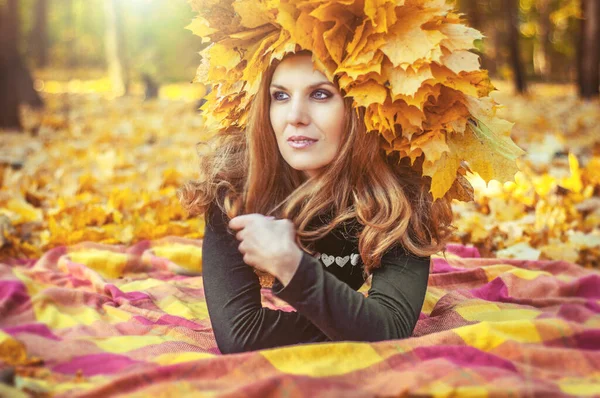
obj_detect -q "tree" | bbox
[505,0,528,94]
[104,0,130,96]
[578,0,600,98]
[535,0,552,79]
[29,0,49,68]
[1,0,45,132]
[460,0,498,76]
[0,0,23,130]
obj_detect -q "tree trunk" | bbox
[104,0,130,96]
[462,0,497,76]
[0,0,22,130]
[578,0,600,98]
[505,0,527,94]
[534,0,552,79]
[30,0,49,68]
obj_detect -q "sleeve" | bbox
[270,244,431,342]
[201,201,331,354]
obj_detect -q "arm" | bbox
[201,201,331,354]
[271,245,431,341]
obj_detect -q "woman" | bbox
[178,50,455,354]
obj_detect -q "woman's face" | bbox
[269,53,346,179]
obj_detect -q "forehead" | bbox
[271,54,330,85]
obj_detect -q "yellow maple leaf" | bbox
[346,80,388,108]
[233,0,277,29]
[383,60,434,97]
[185,17,216,43]
[411,129,450,164]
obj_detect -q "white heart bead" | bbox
[321,253,335,267]
[335,256,349,267]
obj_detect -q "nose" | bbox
[286,96,310,126]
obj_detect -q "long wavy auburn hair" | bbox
[177,51,456,279]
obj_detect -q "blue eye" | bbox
[272,91,288,101]
[271,89,332,101]
[312,89,331,100]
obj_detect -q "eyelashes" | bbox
[271,89,333,102]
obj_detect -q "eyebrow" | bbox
[270,82,336,90]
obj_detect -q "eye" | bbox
[312,89,332,100]
[271,91,288,101]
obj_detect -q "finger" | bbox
[235,229,244,241]
[228,216,245,230]
[228,214,263,230]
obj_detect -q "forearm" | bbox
[272,248,431,342]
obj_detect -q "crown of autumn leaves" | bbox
[186,0,526,201]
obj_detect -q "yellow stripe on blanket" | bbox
[16,377,101,396]
[456,302,540,322]
[261,342,382,377]
[482,264,553,282]
[118,278,166,293]
[66,249,129,279]
[156,295,209,321]
[151,243,203,274]
[0,384,29,398]
[31,296,104,329]
[507,267,553,280]
[418,380,490,398]
[559,374,600,396]
[90,335,178,353]
[454,320,543,351]
[153,351,216,365]
[422,287,446,315]
[13,269,110,329]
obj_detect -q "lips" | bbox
[287,135,318,142]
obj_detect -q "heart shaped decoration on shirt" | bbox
[321,254,335,267]
[335,256,349,267]
[350,253,360,266]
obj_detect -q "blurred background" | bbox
[0,0,599,268]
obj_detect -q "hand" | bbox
[228,214,303,284]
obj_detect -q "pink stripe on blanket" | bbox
[445,244,481,258]
[132,314,207,329]
[586,300,600,313]
[413,345,519,373]
[574,274,600,299]
[431,258,467,273]
[0,280,30,314]
[52,353,147,376]
[3,323,61,341]
[573,330,600,350]
[470,277,510,302]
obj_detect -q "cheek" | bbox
[326,103,346,145]
[269,108,284,137]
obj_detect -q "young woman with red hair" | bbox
[178,50,455,354]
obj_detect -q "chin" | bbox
[282,154,332,175]
[289,163,326,177]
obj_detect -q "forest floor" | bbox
[0,80,598,268]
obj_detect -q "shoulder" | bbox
[380,244,431,272]
[205,198,231,234]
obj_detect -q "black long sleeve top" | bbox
[201,201,431,355]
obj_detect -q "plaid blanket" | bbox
[1,237,599,397]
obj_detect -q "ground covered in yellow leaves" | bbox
[0,82,598,268]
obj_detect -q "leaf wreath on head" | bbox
[186,0,526,202]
